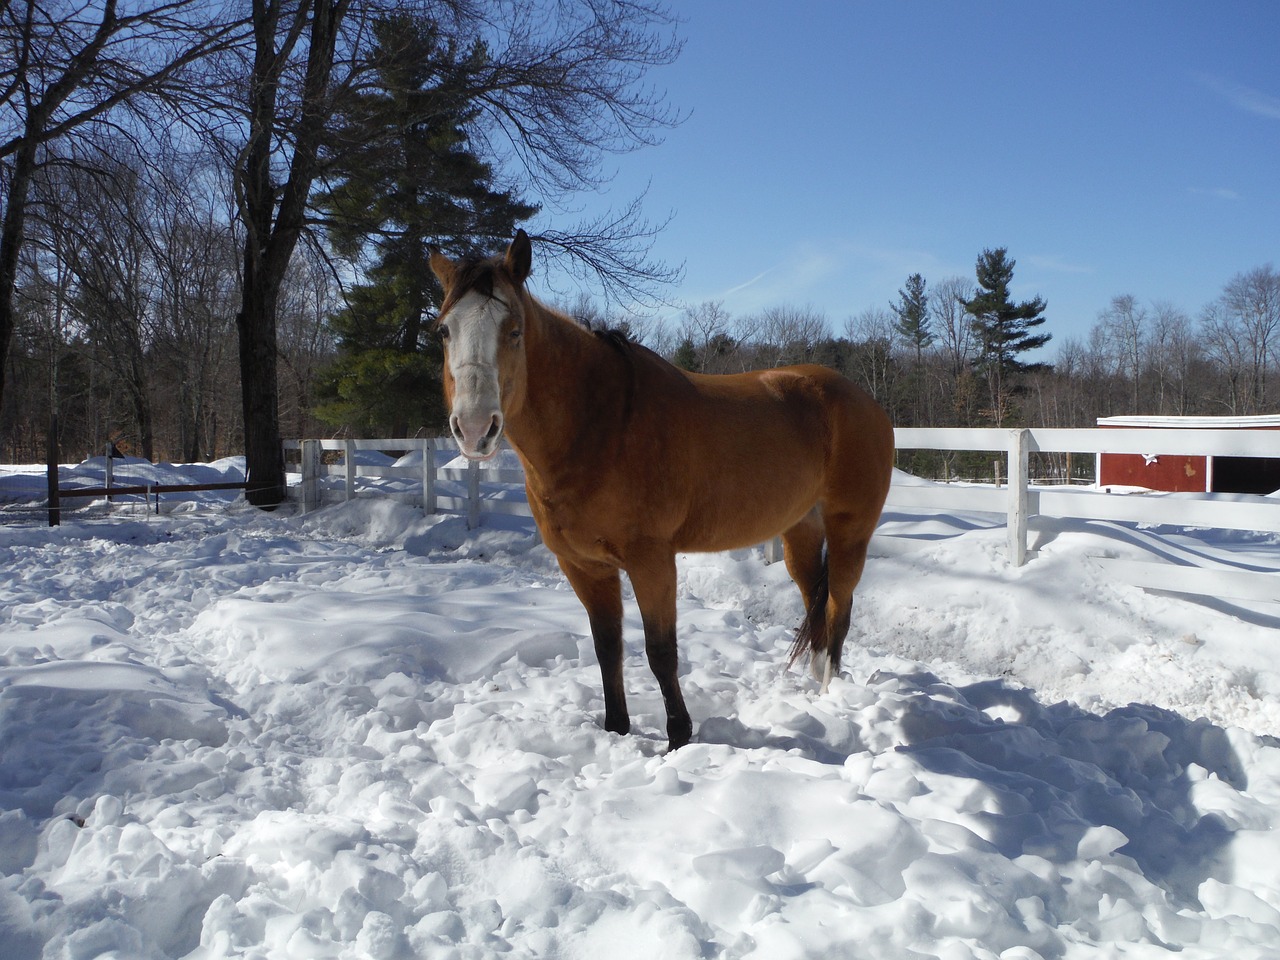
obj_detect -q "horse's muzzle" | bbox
[450,410,504,460]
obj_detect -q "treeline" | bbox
[654,257,1280,428]
[4,199,1277,466]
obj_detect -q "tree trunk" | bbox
[237,288,285,506]
[0,141,38,419]
[232,0,345,508]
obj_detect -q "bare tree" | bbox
[461,2,683,304]
[742,305,828,368]
[1097,294,1147,411]
[1146,301,1198,415]
[929,276,976,377]
[277,238,338,440]
[1219,265,1280,411]
[60,155,161,458]
[843,307,899,411]
[149,161,240,460]
[0,0,243,427]
[1200,299,1250,414]
[677,300,734,372]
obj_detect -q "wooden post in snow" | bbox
[1007,429,1029,567]
[105,444,115,503]
[421,438,436,515]
[301,439,320,513]
[344,439,356,502]
[46,414,60,527]
[467,459,480,529]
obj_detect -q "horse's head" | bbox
[430,231,532,460]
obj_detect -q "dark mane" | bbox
[591,326,633,354]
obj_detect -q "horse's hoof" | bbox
[666,719,693,751]
[604,716,631,737]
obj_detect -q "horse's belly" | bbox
[674,484,819,553]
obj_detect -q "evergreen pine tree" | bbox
[672,337,698,371]
[891,273,932,365]
[891,273,932,425]
[314,15,537,436]
[961,248,1050,424]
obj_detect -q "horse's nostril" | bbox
[484,416,502,443]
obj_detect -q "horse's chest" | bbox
[528,489,630,566]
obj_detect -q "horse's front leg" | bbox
[558,558,629,736]
[626,545,692,751]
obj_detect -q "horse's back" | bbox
[686,363,892,462]
[639,360,893,550]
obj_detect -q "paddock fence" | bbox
[45,443,248,526]
[283,437,527,529]
[283,429,1280,606]
[889,427,1280,605]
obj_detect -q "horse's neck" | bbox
[506,302,629,488]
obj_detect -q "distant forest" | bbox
[2,2,1276,470]
[5,222,1275,468]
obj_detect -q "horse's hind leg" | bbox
[818,515,874,691]
[782,508,826,613]
[782,509,830,680]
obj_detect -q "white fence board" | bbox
[1091,558,1278,604]
[884,484,1005,513]
[1033,488,1280,534]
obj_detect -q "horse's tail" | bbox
[788,548,829,668]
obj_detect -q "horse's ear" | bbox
[505,230,532,285]
[429,248,455,291]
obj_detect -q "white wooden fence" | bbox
[283,438,526,529]
[284,429,1280,605]
[891,427,1280,604]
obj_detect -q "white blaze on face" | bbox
[445,291,508,460]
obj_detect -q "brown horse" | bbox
[430,232,894,750]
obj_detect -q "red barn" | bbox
[1097,415,1280,494]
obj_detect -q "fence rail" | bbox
[282,429,1280,605]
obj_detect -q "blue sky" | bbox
[547,1,1278,355]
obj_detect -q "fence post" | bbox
[421,438,436,515]
[105,444,115,503]
[1008,429,1029,567]
[467,459,480,529]
[46,414,60,527]
[301,439,320,514]
[344,439,356,502]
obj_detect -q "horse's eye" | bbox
[510,327,522,342]
[439,324,451,341]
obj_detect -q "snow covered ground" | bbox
[3,457,1280,959]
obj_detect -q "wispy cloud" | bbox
[1189,186,1242,202]
[708,240,959,321]
[1197,73,1280,121]
[720,266,777,298]
[1024,254,1093,275]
